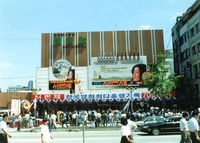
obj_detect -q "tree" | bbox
[144,52,183,117]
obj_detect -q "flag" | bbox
[123,99,130,111]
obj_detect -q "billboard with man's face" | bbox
[88,56,148,89]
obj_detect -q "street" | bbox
[8,130,181,143]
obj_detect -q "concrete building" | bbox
[28,80,33,91]
[7,85,29,92]
[172,0,200,109]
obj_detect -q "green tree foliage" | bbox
[144,52,182,98]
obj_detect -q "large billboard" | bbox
[49,59,75,92]
[88,56,147,89]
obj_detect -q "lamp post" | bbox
[126,86,137,112]
[31,88,41,127]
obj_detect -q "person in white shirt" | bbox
[0,114,12,143]
[126,113,137,141]
[41,118,54,143]
[120,117,133,143]
[180,112,192,143]
[188,111,200,143]
[51,113,57,129]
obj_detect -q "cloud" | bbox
[0,62,13,67]
[138,25,153,30]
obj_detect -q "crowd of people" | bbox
[2,108,200,143]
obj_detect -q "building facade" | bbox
[172,1,200,109]
[34,29,175,113]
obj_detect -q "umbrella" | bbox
[57,111,64,115]
[107,109,113,112]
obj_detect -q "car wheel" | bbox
[152,128,160,135]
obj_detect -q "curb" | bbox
[9,127,121,133]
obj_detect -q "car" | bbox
[0,109,11,124]
[140,116,182,135]
[135,116,163,128]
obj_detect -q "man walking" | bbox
[17,114,22,131]
[126,113,137,141]
[0,114,12,143]
[189,111,200,143]
[11,114,15,128]
[180,112,191,143]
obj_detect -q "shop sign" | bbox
[54,37,61,45]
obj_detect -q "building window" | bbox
[198,43,200,53]
[192,46,197,55]
[193,64,197,77]
[196,23,200,34]
[190,27,195,37]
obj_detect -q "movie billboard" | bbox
[49,59,75,91]
[88,56,148,89]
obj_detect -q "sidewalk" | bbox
[7,123,121,133]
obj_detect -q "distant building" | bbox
[172,0,200,108]
[28,80,33,91]
[165,50,174,74]
[7,85,29,93]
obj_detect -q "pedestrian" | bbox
[44,110,47,118]
[72,112,77,126]
[96,111,101,127]
[103,112,108,127]
[29,114,33,128]
[114,112,119,126]
[51,113,57,129]
[188,110,200,143]
[11,114,15,128]
[0,114,12,143]
[108,111,114,126]
[180,112,192,143]
[120,117,133,143]
[126,113,137,141]
[25,113,30,129]
[48,114,52,133]
[41,118,54,143]
[91,112,95,128]
[17,113,22,131]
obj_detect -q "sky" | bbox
[0,0,196,92]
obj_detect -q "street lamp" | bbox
[31,88,41,127]
[126,86,137,112]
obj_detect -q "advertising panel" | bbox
[49,59,75,92]
[88,56,147,89]
[11,99,21,116]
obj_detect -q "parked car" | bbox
[135,116,163,128]
[0,109,11,124]
[140,116,182,135]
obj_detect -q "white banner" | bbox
[11,99,21,116]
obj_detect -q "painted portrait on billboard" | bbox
[52,59,72,80]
